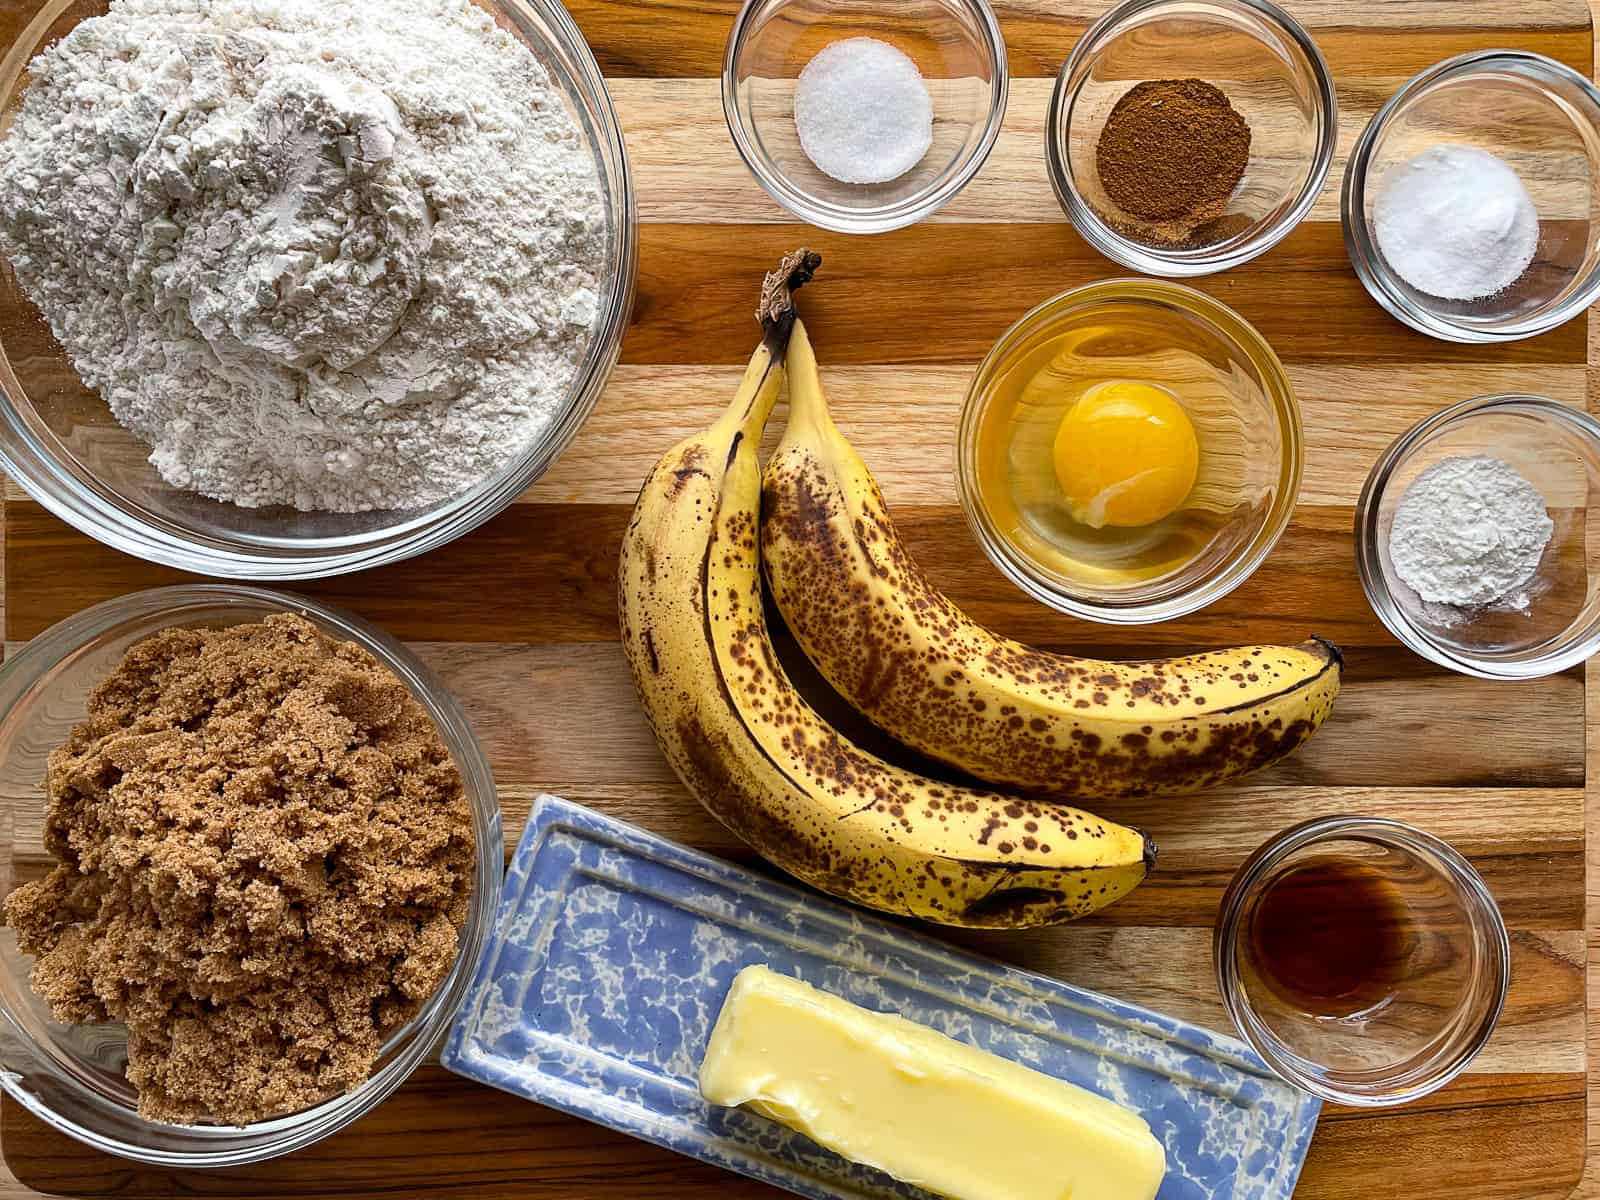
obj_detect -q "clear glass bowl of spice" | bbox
[1047,0,1336,277]
[1356,395,1600,679]
[0,586,503,1164]
[722,0,1007,233]
[1343,51,1600,343]
[0,0,637,580]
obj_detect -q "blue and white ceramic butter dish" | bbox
[442,795,1320,1200]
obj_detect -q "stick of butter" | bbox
[699,965,1167,1200]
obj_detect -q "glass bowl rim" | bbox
[720,0,1010,235]
[0,584,503,1165]
[1045,0,1339,278]
[1354,392,1600,680]
[1213,814,1511,1108]
[0,0,638,581]
[956,276,1304,625]
[1340,49,1600,344]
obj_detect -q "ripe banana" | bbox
[760,325,1342,801]
[618,259,1154,929]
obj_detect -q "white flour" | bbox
[1388,455,1553,615]
[0,0,605,512]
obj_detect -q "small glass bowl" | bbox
[1343,52,1600,343]
[0,0,636,580]
[957,279,1302,624]
[1047,0,1336,276]
[722,0,1007,233]
[1356,395,1600,680]
[1215,817,1509,1107]
[0,586,503,1165]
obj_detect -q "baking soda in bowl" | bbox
[1387,454,1553,621]
[1373,145,1539,301]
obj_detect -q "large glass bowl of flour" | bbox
[0,0,636,579]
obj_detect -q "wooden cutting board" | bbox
[0,0,1593,1197]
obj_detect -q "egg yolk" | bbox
[1052,381,1199,529]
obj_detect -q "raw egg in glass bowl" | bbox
[957,279,1302,624]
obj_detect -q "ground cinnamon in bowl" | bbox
[1095,78,1252,246]
[2,613,475,1126]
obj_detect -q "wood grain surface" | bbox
[1,0,1598,1197]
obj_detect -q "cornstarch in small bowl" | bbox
[1388,454,1554,624]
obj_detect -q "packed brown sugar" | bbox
[3,614,474,1125]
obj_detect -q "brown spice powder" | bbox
[1095,78,1251,237]
[3,614,475,1126]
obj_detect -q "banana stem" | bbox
[758,248,822,362]
[709,249,822,445]
[708,248,817,446]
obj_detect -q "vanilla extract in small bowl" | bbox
[1245,855,1416,1021]
[1215,817,1509,1107]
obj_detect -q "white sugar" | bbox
[1373,145,1539,301]
[793,37,934,186]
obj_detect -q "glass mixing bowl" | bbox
[957,279,1302,624]
[722,0,1007,233]
[0,0,636,579]
[1047,0,1336,276]
[1356,395,1600,679]
[1343,52,1600,343]
[0,586,503,1165]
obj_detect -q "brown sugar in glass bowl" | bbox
[0,586,501,1165]
[5,614,475,1126]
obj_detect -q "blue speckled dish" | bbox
[442,795,1320,1200]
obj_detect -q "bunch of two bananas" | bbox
[619,254,1340,929]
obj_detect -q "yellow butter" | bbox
[699,965,1167,1200]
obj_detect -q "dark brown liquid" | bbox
[1247,856,1416,1018]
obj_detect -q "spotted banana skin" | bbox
[760,324,1342,801]
[618,330,1155,929]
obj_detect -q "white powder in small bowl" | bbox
[1388,454,1553,615]
[1372,145,1539,302]
[793,37,934,186]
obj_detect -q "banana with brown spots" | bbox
[617,256,1155,928]
[760,322,1342,801]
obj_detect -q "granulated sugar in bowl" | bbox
[0,0,637,578]
[722,0,1007,234]
[793,37,934,185]
[1372,146,1539,302]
